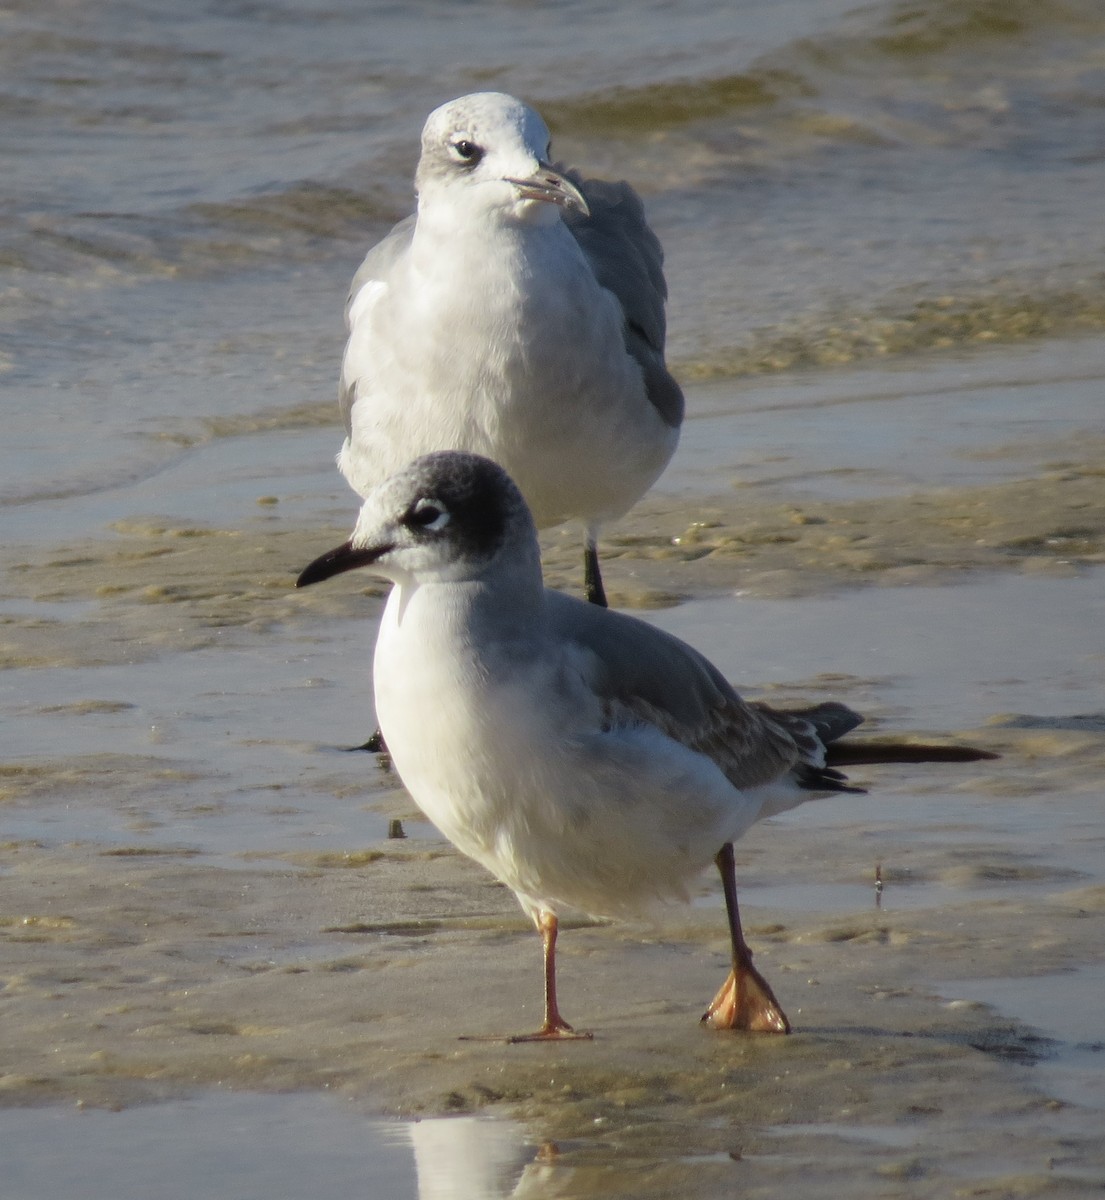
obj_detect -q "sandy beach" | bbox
[4,0,1105,1192]
[4,337,1104,1196]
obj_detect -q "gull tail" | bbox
[781,701,999,765]
[762,700,998,797]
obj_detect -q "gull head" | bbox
[297,452,540,590]
[414,92,588,226]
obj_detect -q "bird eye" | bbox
[449,138,482,165]
[407,498,451,531]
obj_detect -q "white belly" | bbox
[372,584,763,922]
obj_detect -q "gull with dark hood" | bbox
[298,451,998,1041]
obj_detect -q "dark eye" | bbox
[450,138,482,165]
[407,497,451,531]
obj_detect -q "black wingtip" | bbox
[796,764,868,795]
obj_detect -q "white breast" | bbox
[340,221,675,527]
[371,581,767,923]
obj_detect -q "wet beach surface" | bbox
[4,343,1105,1195]
[4,0,1105,1193]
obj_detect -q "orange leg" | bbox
[702,843,790,1034]
[508,911,593,1043]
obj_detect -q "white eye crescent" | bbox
[410,497,451,531]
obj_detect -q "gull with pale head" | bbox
[337,92,683,608]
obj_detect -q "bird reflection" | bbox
[407,1116,558,1200]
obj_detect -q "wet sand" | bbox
[3,342,1105,1195]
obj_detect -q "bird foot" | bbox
[507,1021,594,1044]
[458,1015,593,1044]
[701,967,791,1033]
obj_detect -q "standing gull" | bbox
[298,452,997,1040]
[337,91,683,609]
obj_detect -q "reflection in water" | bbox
[408,1117,555,1200]
[0,1096,560,1200]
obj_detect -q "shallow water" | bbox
[671,338,1105,501]
[3,0,1105,1195]
[942,965,1105,1113]
[2,1093,420,1200]
[6,0,1105,527]
[647,569,1105,729]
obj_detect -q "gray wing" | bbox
[547,590,826,791]
[339,214,417,437]
[559,168,684,430]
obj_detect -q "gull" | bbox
[297,452,996,1040]
[336,91,683,609]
